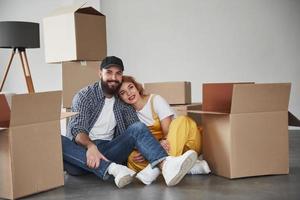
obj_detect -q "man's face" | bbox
[99,65,123,95]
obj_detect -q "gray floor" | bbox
[23,130,300,200]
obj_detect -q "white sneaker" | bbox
[188,159,211,175]
[162,150,197,186]
[107,163,136,188]
[136,164,160,185]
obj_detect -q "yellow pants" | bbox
[127,116,202,172]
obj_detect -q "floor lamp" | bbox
[0,21,40,93]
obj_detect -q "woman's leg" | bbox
[167,116,201,156]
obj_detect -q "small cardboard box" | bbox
[171,103,202,125]
[0,91,73,199]
[43,3,107,63]
[62,61,100,108]
[191,83,291,179]
[144,82,191,104]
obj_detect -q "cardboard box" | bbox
[191,83,291,179]
[43,3,107,63]
[0,91,74,199]
[171,103,202,125]
[144,82,191,104]
[62,61,100,108]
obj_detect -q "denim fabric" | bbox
[62,122,168,180]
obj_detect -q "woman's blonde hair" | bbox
[121,75,145,96]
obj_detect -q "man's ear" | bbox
[98,69,102,79]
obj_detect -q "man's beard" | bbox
[101,79,121,95]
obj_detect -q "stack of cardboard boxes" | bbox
[43,3,105,109]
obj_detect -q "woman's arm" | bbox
[160,116,173,138]
[160,115,173,153]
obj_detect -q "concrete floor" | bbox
[22,130,300,200]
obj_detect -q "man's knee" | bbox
[128,121,147,130]
[127,122,149,137]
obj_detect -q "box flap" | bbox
[60,112,77,119]
[76,7,104,16]
[231,83,291,113]
[0,94,10,128]
[188,110,228,115]
[46,2,86,17]
[203,83,234,113]
[203,83,254,113]
[9,91,62,127]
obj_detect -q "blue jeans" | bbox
[62,122,168,180]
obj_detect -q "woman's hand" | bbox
[86,144,108,169]
[133,152,145,163]
[160,139,170,153]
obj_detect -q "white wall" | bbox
[1,0,299,126]
[0,0,100,93]
[100,0,300,122]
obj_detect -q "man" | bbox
[62,56,197,188]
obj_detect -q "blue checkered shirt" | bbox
[67,82,139,140]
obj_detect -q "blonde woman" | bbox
[118,76,210,185]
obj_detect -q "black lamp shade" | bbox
[0,21,40,48]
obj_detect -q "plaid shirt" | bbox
[67,82,139,140]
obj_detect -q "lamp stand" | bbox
[0,47,35,93]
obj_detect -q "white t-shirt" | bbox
[137,94,176,126]
[89,96,116,141]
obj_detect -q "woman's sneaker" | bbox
[136,164,160,185]
[162,150,197,186]
[188,159,211,174]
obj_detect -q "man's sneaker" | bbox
[188,159,211,175]
[136,164,160,185]
[162,150,197,186]
[108,163,136,188]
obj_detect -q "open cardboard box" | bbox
[43,3,107,63]
[0,91,76,199]
[189,83,292,178]
[62,61,100,108]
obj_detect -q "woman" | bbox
[118,75,210,185]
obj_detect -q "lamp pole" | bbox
[18,48,35,93]
[0,48,16,92]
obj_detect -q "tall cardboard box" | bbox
[197,83,291,179]
[62,61,100,108]
[144,82,191,104]
[43,3,107,63]
[0,91,66,199]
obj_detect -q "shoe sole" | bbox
[167,151,197,186]
[116,174,134,188]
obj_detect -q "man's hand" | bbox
[86,144,108,169]
[160,139,170,153]
[133,152,145,163]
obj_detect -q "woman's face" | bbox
[118,81,141,105]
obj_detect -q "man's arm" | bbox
[75,132,108,169]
